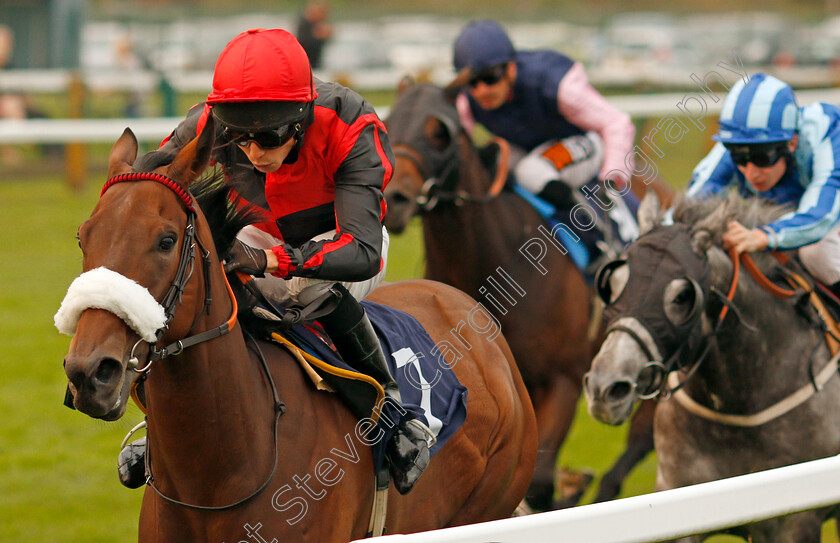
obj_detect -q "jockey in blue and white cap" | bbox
[687,72,840,293]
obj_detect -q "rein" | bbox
[393,136,509,211]
[668,248,840,425]
[104,172,285,510]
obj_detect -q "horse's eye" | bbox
[663,278,703,326]
[76,233,81,249]
[158,236,176,252]
[424,117,451,151]
[672,290,692,305]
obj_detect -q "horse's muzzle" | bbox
[583,372,637,426]
[64,353,126,419]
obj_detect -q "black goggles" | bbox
[225,122,301,150]
[724,142,789,168]
[468,63,507,88]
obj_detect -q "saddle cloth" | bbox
[275,300,468,471]
[514,178,639,282]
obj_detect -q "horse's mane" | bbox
[190,169,266,257]
[658,190,800,291]
[670,190,792,246]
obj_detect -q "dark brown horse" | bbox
[58,117,537,541]
[382,80,656,510]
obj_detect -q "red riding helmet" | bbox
[207,28,318,131]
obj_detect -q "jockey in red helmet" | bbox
[120,28,433,495]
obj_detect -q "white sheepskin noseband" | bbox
[54,267,166,342]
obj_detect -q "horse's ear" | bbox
[396,75,414,97]
[107,128,138,178]
[637,191,661,235]
[690,229,713,254]
[167,115,215,188]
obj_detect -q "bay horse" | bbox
[58,116,537,541]
[584,191,840,541]
[382,79,656,510]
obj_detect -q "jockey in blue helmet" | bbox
[450,19,639,276]
[687,72,840,295]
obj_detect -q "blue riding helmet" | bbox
[453,20,515,73]
[713,72,799,144]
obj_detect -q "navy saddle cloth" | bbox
[281,300,468,471]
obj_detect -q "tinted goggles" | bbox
[226,122,301,150]
[468,64,507,88]
[724,142,789,168]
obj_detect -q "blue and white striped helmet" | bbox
[713,73,799,144]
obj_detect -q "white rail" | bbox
[3,66,840,94]
[0,117,181,144]
[358,454,840,543]
[5,88,840,146]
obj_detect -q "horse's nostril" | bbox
[66,365,86,391]
[94,358,122,385]
[606,381,633,402]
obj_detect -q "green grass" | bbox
[1,115,837,541]
[0,178,144,542]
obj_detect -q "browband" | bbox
[102,172,196,214]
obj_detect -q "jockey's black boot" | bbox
[539,180,619,276]
[117,384,148,489]
[117,436,147,489]
[314,283,434,495]
[537,179,577,212]
[831,281,840,300]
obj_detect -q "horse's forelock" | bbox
[670,191,794,295]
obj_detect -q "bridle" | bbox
[600,248,798,401]
[102,172,284,511]
[392,144,461,211]
[102,172,234,371]
[391,131,509,212]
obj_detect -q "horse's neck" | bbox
[145,270,277,496]
[423,138,508,285]
[691,278,823,408]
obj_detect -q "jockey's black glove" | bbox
[224,239,268,277]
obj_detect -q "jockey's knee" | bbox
[799,242,840,286]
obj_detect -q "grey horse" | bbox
[584,190,840,542]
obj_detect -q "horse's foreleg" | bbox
[525,374,582,511]
[593,399,655,502]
